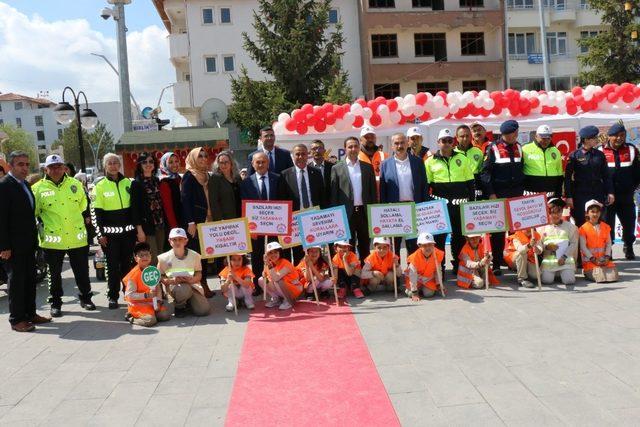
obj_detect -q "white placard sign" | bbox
[197,218,253,259]
[242,200,293,236]
[415,199,452,236]
[297,206,351,249]
[507,194,549,231]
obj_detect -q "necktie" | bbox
[300,169,310,208]
[260,175,268,200]
[268,151,275,171]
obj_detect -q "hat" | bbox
[136,152,152,163]
[536,125,552,137]
[372,237,391,246]
[584,199,603,212]
[438,128,453,140]
[168,228,188,239]
[333,240,352,247]
[266,242,283,252]
[470,121,486,129]
[467,233,483,238]
[500,120,519,135]
[44,154,64,167]
[547,197,566,208]
[306,245,323,250]
[240,168,247,173]
[360,126,376,137]
[579,125,599,139]
[406,127,422,138]
[417,232,435,245]
[607,123,626,136]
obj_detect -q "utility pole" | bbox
[538,0,551,91]
[107,0,133,132]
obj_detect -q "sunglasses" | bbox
[440,138,454,144]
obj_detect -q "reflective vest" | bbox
[296,259,329,287]
[364,250,395,275]
[219,265,254,289]
[267,258,302,299]
[540,226,575,270]
[123,267,156,319]
[522,142,563,196]
[504,230,540,268]
[91,175,134,235]
[332,251,360,270]
[473,139,490,154]
[359,150,386,178]
[425,151,475,202]
[405,247,444,291]
[483,140,526,198]
[578,221,615,272]
[457,242,499,288]
[32,175,88,250]
[410,145,431,162]
[455,145,484,175]
[598,142,640,196]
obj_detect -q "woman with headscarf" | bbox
[181,147,214,298]
[158,152,183,243]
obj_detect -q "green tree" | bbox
[229,0,352,141]
[52,121,114,170]
[578,0,640,85]
[0,123,38,170]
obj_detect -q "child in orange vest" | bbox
[332,240,363,299]
[123,242,171,327]
[258,241,302,310]
[457,234,499,289]
[361,237,401,293]
[504,228,543,288]
[579,199,618,283]
[220,254,254,311]
[405,232,444,301]
[297,246,333,300]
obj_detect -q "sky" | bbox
[0,0,186,127]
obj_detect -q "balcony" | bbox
[169,33,189,64]
[363,10,503,30]
[173,81,192,110]
[369,60,504,82]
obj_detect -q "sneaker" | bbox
[246,303,255,310]
[353,288,365,299]
[265,298,280,308]
[337,288,347,299]
[278,300,292,310]
[50,305,62,318]
[79,295,96,311]
[306,293,315,301]
[108,298,119,310]
[519,279,535,288]
[225,302,234,312]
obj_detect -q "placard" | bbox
[367,203,416,237]
[278,207,318,249]
[142,266,160,287]
[460,199,508,235]
[242,200,293,236]
[198,218,253,259]
[297,206,351,249]
[415,199,452,236]
[506,194,549,231]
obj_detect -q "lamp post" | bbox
[53,87,98,173]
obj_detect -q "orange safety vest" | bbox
[296,258,330,286]
[123,267,160,319]
[220,265,254,289]
[332,251,360,270]
[405,247,445,291]
[358,150,386,178]
[457,242,499,288]
[364,250,395,275]
[267,257,302,299]
[578,221,615,272]
[473,139,490,155]
[504,230,540,268]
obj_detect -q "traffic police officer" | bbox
[33,155,95,317]
[425,128,475,272]
[480,120,525,274]
[522,125,563,197]
[454,124,484,199]
[91,153,135,309]
[599,123,640,259]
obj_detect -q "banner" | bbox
[278,206,318,249]
[460,199,508,235]
[506,194,549,231]
[242,200,293,236]
[297,206,351,249]
[552,131,577,170]
[198,218,253,259]
[415,199,452,236]
[367,203,416,238]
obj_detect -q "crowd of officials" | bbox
[0,120,636,331]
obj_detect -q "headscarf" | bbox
[185,147,212,221]
[159,152,179,178]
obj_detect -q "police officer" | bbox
[454,124,484,199]
[91,153,135,309]
[33,155,95,317]
[425,128,475,273]
[564,125,614,229]
[406,126,432,161]
[599,123,640,259]
[522,125,563,197]
[480,120,525,275]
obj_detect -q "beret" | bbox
[607,123,626,136]
[500,120,519,134]
[579,125,599,139]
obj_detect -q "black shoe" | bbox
[624,246,636,260]
[108,298,119,309]
[174,306,187,318]
[306,293,315,301]
[492,267,502,276]
[80,295,96,311]
[50,305,62,318]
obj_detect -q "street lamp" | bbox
[54,87,98,173]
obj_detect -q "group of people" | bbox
[0,119,635,331]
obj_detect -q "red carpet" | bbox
[225,301,400,426]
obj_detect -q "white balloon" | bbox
[377,104,390,116]
[344,113,355,124]
[404,94,416,106]
[473,97,484,108]
[433,96,444,108]
[484,98,495,110]
[362,107,373,120]
[449,104,460,115]
[414,105,425,116]
[273,122,285,134]
[278,112,291,122]
[401,105,414,116]
[394,96,405,109]
[334,118,348,131]
[350,103,363,115]
[390,111,401,123]
[478,90,490,99]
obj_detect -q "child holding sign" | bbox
[504,229,543,288]
[332,241,364,299]
[361,237,401,293]
[579,200,618,283]
[457,234,499,289]
[220,255,255,311]
[405,233,444,301]
[259,242,302,310]
[123,242,172,327]
[297,246,333,300]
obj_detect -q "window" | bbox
[463,80,487,92]
[328,9,339,24]
[544,0,565,10]
[369,0,395,7]
[373,84,400,99]
[579,30,599,53]
[414,33,447,61]
[223,55,235,72]
[460,0,484,6]
[508,32,537,58]
[57,129,63,139]
[0,119,3,125]
[202,8,214,24]
[412,0,432,6]
[371,34,398,58]
[35,115,44,127]
[461,32,485,55]
[579,0,590,8]
[184,73,191,81]
[546,32,567,56]
[15,117,22,128]
[507,0,533,8]
[37,131,45,141]
[0,103,2,112]
[510,77,571,91]
[205,56,217,73]
[220,7,231,23]
[551,76,570,90]
[38,144,46,150]
[417,81,449,95]
[14,102,22,110]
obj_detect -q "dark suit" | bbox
[330,160,377,261]
[247,147,294,175]
[380,153,429,256]
[208,173,241,221]
[309,160,333,204]
[0,174,38,325]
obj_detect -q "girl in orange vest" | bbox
[579,199,618,283]
[297,246,333,300]
[457,234,499,289]
[258,242,302,310]
[361,237,401,293]
[332,241,363,299]
[504,229,542,288]
[220,254,254,312]
[405,232,444,301]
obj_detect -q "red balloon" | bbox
[387,99,398,112]
[490,91,502,99]
[369,113,382,127]
[296,123,308,135]
[314,120,327,132]
[406,114,415,122]
[356,99,367,107]
[398,115,407,125]
[491,105,502,115]
[353,115,364,127]
[567,104,578,115]
[322,102,333,112]
[480,108,491,117]
[541,106,553,114]
[622,92,634,103]
[508,106,520,117]
[293,110,305,121]
[504,88,516,99]
[602,83,615,93]
[375,96,386,104]
[454,111,466,120]
[419,112,431,121]
[520,104,531,116]
[530,97,540,108]
[573,95,584,106]
[367,100,378,110]
[519,99,530,110]
[302,103,313,113]
[607,93,619,103]
[334,107,345,119]
[571,87,583,96]
[285,118,297,131]
[415,92,427,105]
[325,112,336,125]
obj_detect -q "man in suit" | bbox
[247,126,294,175]
[309,139,333,197]
[0,151,51,332]
[380,132,429,257]
[240,151,281,291]
[331,137,377,262]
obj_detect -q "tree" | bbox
[229,0,352,141]
[52,120,114,170]
[578,0,640,85]
[0,123,38,170]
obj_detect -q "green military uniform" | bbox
[521,141,563,197]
